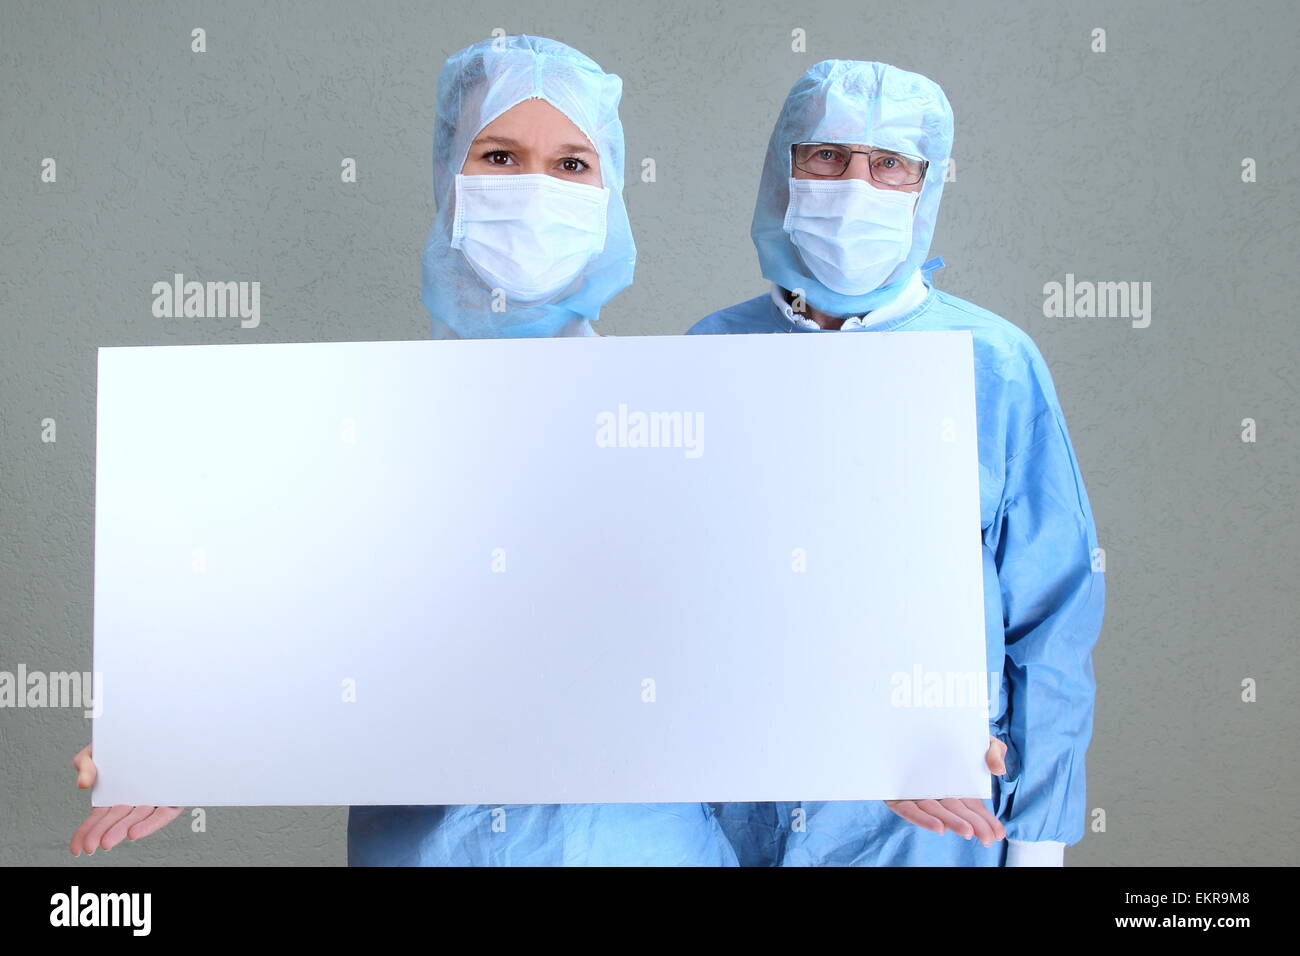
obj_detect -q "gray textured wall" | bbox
[2,0,1296,866]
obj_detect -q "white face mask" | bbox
[451,173,610,304]
[782,177,916,296]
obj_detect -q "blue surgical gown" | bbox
[350,34,738,869]
[688,278,1106,866]
[348,803,738,866]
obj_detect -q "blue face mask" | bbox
[451,173,610,306]
[782,177,916,296]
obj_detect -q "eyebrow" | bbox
[470,134,523,150]
[470,134,594,155]
[796,142,906,154]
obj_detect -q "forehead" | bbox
[794,141,916,155]
[475,97,595,148]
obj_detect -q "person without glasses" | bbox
[71,35,741,867]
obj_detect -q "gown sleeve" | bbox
[987,339,1106,852]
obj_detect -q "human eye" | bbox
[483,150,515,166]
[558,156,591,174]
[877,151,924,177]
[794,143,851,175]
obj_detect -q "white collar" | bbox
[771,268,929,331]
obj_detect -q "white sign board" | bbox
[92,332,990,807]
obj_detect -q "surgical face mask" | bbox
[451,172,610,304]
[782,177,916,295]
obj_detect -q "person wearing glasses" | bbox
[689,60,1105,867]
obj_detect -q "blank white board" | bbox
[92,331,990,807]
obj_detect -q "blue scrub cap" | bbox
[420,35,636,337]
[752,60,954,315]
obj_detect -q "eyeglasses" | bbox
[791,142,928,186]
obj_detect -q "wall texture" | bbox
[2,0,1296,866]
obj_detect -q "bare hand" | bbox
[70,744,184,856]
[884,736,1008,846]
